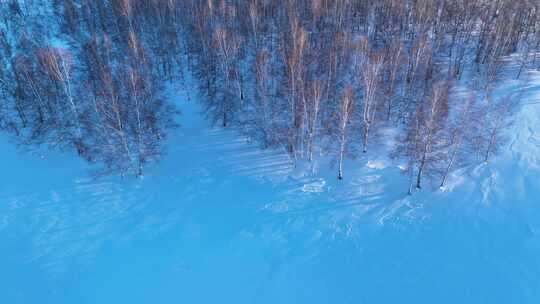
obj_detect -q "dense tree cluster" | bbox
[0,0,179,176]
[182,0,537,190]
[0,0,538,190]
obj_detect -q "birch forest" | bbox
[0,0,539,189]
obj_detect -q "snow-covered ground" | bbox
[1,69,540,303]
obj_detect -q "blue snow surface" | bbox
[1,71,540,304]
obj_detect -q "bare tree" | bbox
[337,85,354,180]
[37,46,85,153]
[476,93,519,163]
[395,82,450,192]
[360,51,383,153]
[213,25,241,127]
[306,79,325,161]
[383,39,404,120]
[440,93,475,187]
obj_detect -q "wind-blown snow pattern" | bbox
[1,70,540,303]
